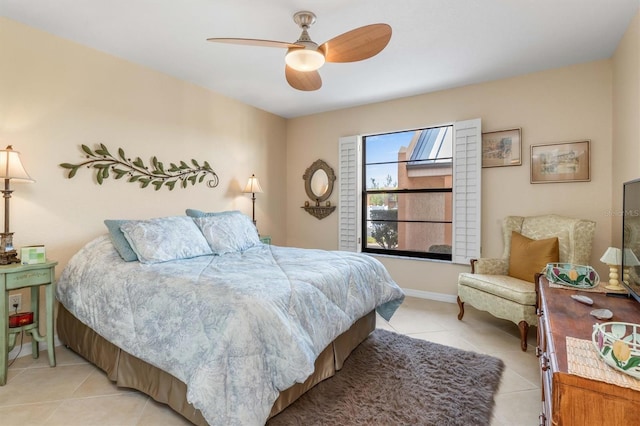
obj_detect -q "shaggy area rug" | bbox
[268,329,505,426]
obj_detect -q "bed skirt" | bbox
[56,304,376,425]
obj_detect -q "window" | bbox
[338,119,481,264]
[362,125,454,260]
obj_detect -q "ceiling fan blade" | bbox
[207,37,302,49]
[285,65,322,91]
[320,24,391,63]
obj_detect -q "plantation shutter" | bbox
[338,135,362,252]
[452,118,482,265]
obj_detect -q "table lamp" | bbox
[0,145,34,265]
[242,174,263,226]
[623,248,640,283]
[600,247,624,291]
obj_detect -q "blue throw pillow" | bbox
[185,208,240,218]
[104,219,139,261]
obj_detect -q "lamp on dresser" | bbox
[242,174,263,227]
[601,246,624,291]
[623,248,640,283]
[0,145,34,265]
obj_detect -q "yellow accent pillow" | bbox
[508,231,559,283]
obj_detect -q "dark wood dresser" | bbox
[536,276,640,425]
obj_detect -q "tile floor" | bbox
[2,297,541,425]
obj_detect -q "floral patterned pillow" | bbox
[193,212,260,255]
[120,216,212,264]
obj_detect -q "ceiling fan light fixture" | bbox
[285,48,325,72]
[207,10,391,90]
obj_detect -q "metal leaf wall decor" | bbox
[60,144,219,190]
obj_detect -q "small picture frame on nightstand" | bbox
[21,245,46,264]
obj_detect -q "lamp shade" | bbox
[243,174,263,194]
[624,248,640,266]
[600,247,622,265]
[285,48,325,72]
[0,146,34,182]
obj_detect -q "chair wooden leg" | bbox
[457,296,465,320]
[518,321,529,351]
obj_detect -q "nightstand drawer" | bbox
[5,268,51,290]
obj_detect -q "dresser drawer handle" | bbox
[541,355,550,371]
[539,413,547,426]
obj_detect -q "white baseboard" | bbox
[401,287,457,304]
[8,335,63,360]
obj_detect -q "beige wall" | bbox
[287,61,614,297]
[2,18,287,317]
[4,9,638,307]
[612,12,640,247]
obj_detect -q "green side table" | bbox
[0,260,57,385]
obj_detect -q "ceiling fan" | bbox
[207,11,392,91]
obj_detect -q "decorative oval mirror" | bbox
[303,159,336,203]
[310,169,329,198]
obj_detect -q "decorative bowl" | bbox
[592,322,640,379]
[545,263,599,289]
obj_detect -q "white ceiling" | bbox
[2,0,638,118]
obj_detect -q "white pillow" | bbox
[120,216,212,264]
[193,212,260,255]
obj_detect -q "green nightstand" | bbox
[260,236,272,245]
[1,260,57,385]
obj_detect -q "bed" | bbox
[55,212,405,425]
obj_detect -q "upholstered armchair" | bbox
[457,214,596,351]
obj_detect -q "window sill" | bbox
[363,252,452,264]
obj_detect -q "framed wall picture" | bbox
[530,140,590,184]
[481,128,522,168]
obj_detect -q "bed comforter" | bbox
[56,235,404,425]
